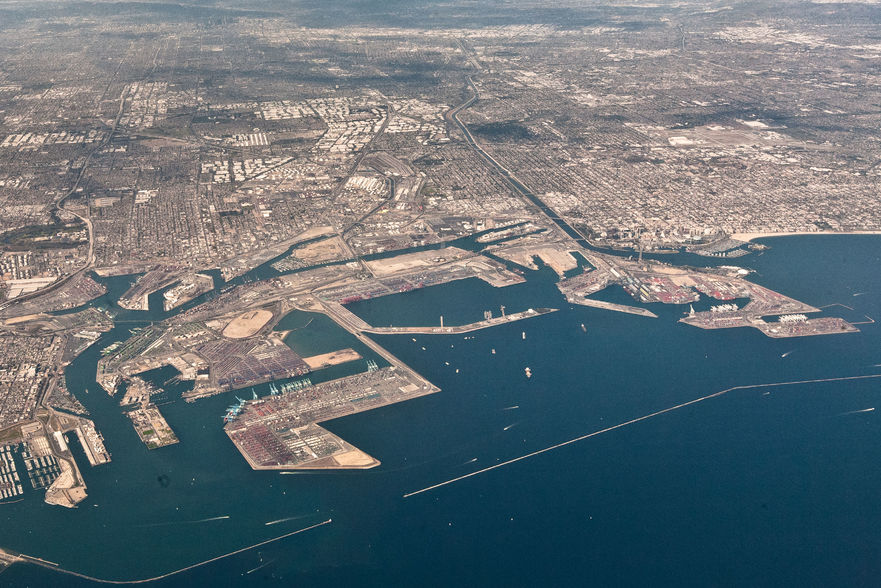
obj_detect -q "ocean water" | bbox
[2,235,881,587]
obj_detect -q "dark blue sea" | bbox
[3,235,881,587]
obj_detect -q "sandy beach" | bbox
[731,230,881,243]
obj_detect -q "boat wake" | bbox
[245,559,275,574]
[837,407,874,416]
[197,515,231,522]
[403,373,881,498]
[138,515,230,528]
[265,514,314,526]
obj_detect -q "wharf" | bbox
[680,314,858,338]
[163,273,214,311]
[225,367,435,470]
[74,421,111,466]
[757,317,858,337]
[117,268,184,311]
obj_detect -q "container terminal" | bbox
[225,367,437,470]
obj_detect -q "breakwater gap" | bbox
[404,373,881,498]
[3,518,332,584]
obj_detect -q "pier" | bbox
[565,297,657,318]
[126,404,178,450]
[74,421,111,466]
[316,298,433,381]
[225,368,435,470]
[362,307,558,334]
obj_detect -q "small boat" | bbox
[580,323,587,333]
[525,367,532,378]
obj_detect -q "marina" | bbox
[0,445,23,501]
[21,447,60,491]
[0,0,880,582]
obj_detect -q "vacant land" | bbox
[222,309,273,339]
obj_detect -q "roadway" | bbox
[0,86,128,312]
[444,76,592,249]
[315,297,439,394]
[362,307,558,334]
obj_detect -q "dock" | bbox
[0,444,24,501]
[163,273,214,311]
[74,421,111,466]
[225,367,436,470]
[117,268,184,311]
[681,312,858,338]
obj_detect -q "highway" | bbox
[445,76,592,249]
[0,86,128,312]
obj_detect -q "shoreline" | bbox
[731,230,881,242]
